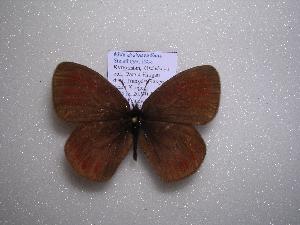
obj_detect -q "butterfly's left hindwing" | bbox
[65,121,132,181]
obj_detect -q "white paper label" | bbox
[107,51,177,108]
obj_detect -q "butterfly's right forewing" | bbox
[142,65,220,125]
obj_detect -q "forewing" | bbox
[139,121,206,182]
[142,65,220,125]
[53,62,129,123]
[65,121,132,181]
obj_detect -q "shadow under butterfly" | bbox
[52,62,220,182]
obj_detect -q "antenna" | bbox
[136,79,151,105]
[118,79,135,107]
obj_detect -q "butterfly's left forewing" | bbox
[53,62,130,123]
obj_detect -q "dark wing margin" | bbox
[142,65,220,125]
[65,121,132,181]
[53,62,130,123]
[139,121,206,182]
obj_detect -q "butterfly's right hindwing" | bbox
[139,121,206,182]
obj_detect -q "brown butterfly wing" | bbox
[65,121,132,181]
[139,121,206,182]
[142,65,220,125]
[140,65,220,181]
[53,62,130,123]
[53,62,132,181]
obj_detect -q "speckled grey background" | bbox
[0,1,299,225]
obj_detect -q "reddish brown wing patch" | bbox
[53,62,130,123]
[139,121,206,182]
[142,65,220,125]
[65,121,132,181]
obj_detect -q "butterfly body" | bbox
[53,62,220,182]
[126,104,143,161]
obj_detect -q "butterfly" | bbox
[52,62,220,182]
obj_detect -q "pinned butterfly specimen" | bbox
[52,62,220,182]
